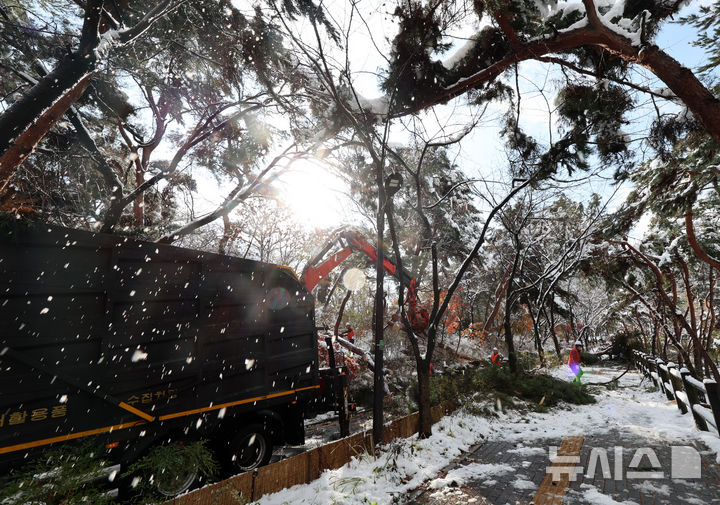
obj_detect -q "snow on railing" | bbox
[675,390,689,407]
[663,378,674,393]
[693,404,717,430]
[632,350,720,436]
[686,375,707,394]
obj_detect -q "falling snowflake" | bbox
[131,349,148,362]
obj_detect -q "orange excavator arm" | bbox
[301,231,429,332]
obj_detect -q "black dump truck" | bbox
[0,222,340,494]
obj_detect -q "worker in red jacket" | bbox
[490,347,503,366]
[568,340,584,386]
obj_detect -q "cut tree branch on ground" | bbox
[585,364,633,386]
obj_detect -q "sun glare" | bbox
[276,161,349,230]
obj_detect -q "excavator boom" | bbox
[301,231,428,332]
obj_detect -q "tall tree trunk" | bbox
[334,290,353,338]
[503,242,521,373]
[544,302,562,357]
[651,318,657,356]
[482,265,512,336]
[706,268,715,378]
[527,303,545,366]
[133,164,144,227]
[372,162,386,445]
[417,357,432,439]
[218,215,233,254]
[674,252,702,374]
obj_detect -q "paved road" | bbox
[407,366,720,505]
[408,431,720,505]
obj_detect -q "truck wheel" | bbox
[227,424,272,472]
[122,440,200,498]
[155,455,198,497]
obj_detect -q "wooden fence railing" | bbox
[163,403,453,505]
[632,350,720,434]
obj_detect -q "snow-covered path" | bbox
[253,366,720,505]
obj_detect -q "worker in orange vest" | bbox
[490,347,503,366]
[568,340,584,386]
[342,323,355,343]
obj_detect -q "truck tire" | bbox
[227,424,272,473]
[154,446,199,498]
[121,439,200,498]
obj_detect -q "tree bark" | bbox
[685,208,720,272]
[334,290,353,338]
[651,317,657,356]
[0,68,93,193]
[675,252,703,376]
[482,265,512,335]
[0,0,102,161]
[417,363,432,439]
[0,0,103,190]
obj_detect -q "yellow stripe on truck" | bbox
[0,385,320,455]
[118,402,155,422]
[158,385,320,421]
[0,420,146,455]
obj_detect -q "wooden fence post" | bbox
[634,352,644,375]
[680,369,709,431]
[704,380,720,434]
[667,363,687,414]
[652,357,661,389]
[657,360,674,401]
[632,351,641,372]
[647,355,658,387]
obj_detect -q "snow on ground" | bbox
[428,462,513,489]
[253,365,720,505]
[511,477,536,490]
[577,483,639,505]
[256,410,496,505]
[506,446,546,456]
[632,480,670,496]
[536,366,720,453]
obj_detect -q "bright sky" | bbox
[274,159,353,230]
